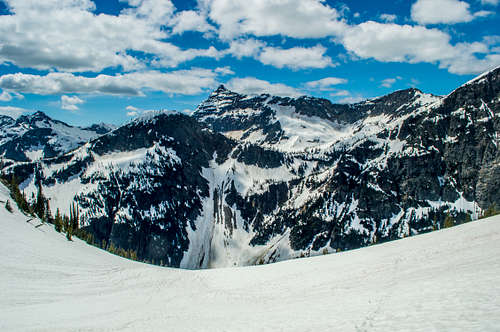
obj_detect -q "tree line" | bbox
[1,174,138,261]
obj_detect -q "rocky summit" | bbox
[4,66,500,269]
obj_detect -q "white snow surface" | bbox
[1,183,500,331]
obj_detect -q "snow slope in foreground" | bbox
[1,183,500,331]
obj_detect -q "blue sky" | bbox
[0,0,498,126]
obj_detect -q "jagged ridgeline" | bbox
[0,110,115,164]
[3,66,500,269]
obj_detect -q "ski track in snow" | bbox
[1,183,500,331]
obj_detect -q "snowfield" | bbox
[1,183,499,331]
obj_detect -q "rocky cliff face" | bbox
[6,67,500,268]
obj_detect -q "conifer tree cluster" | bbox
[479,204,499,219]
[1,175,76,241]
[6,175,31,214]
[2,173,141,262]
[443,214,455,228]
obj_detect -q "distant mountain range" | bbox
[0,111,115,164]
[3,66,499,268]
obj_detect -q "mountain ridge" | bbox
[3,66,500,268]
[0,110,116,163]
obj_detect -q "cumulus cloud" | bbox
[120,0,175,26]
[224,41,335,70]
[305,77,348,90]
[61,95,84,111]
[0,106,30,118]
[0,91,11,102]
[125,105,162,117]
[226,77,301,97]
[343,22,454,63]
[0,0,221,72]
[170,10,215,35]
[0,90,23,101]
[226,39,266,59]
[203,0,347,39]
[214,66,235,75]
[411,0,492,25]
[330,90,350,97]
[379,14,397,22]
[341,21,500,75]
[337,95,364,104]
[0,68,225,96]
[380,77,403,88]
[481,0,499,5]
[258,45,334,70]
[126,105,140,117]
[438,43,500,74]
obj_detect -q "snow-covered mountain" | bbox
[0,111,116,163]
[5,66,500,268]
[2,181,500,331]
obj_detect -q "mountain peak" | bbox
[209,84,240,98]
[16,110,52,125]
[30,110,50,119]
[215,84,228,92]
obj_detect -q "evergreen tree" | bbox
[5,200,13,213]
[34,181,46,219]
[44,200,53,223]
[9,175,24,210]
[109,242,116,254]
[54,209,63,233]
[63,215,70,233]
[70,202,79,232]
[66,225,73,241]
[444,213,454,228]
[22,192,32,215]
[480,204,499,219]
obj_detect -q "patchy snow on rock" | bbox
[268,104,354,152]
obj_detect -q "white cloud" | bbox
[341,21,500,75]
[0,106,30,118]
[330,90,350,97]
[126,105,140,117]
[337,95,364,104]
[258,45,334,70]
[214,66,235,76]
[226,39,266,59]
[379,14,397,22]
[226,77,301,97]
[170,10,215,35]
[438,43,500,74]
[225,40,335,70]
[381,78,397,88]
[481,0,499,5]
[61,95,84,111]
[0,90,23,101]
[305,77,348,90]
[0,91,11,102]
[126,105,139,111]
[0,0,221,72]
[204,0,347,39]
[473,10,494,18]
[0,68,225,96]
[411,0,491,25]
[120,0,174,26]
[342,22,453,63]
